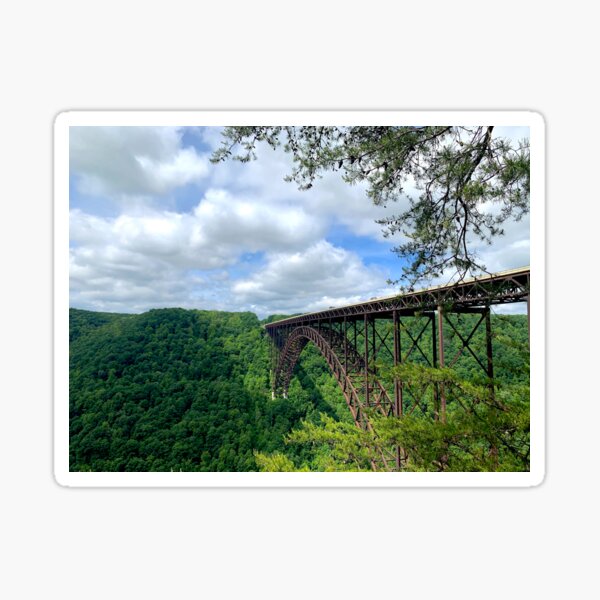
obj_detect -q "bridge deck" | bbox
[265,266,530,329]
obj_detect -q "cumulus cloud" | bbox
[470,210,530,274]
[231,241,389,315]
[70,187,325,267]
[192,189,325,252]
[69,187,330,313]
[70,126,209,197]
[479,236,530,274]
[208,135,405,241]
[68,125,531,316]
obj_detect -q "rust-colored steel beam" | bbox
[527,294,530,349]
[485,306,494,399]
[343,316,348,377]
[445,312,488,372]
[393,309,402,417]
[437,305,446,423]
[364,313,370,409]
[265,267,529,330]
[430,313,438,420]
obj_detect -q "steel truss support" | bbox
[265,268,530,471]
[270,304,501,427]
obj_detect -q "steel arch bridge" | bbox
[265,267,530,437]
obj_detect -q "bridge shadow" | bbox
[293,362,344,421]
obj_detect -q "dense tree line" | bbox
[69,307,529,472]
[69,308,344,471]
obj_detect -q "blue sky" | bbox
[69,126,530,317]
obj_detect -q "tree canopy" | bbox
[70,307,529,472]
[69,307,349,471]
[212,126,530,287]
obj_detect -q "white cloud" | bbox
[479,234,530,274]
[70,126,209,197]
[208,136,405,241]
[232,241,389,315]
[470,210,530,274]
[68,125,531,315]
[70,186,325,265]
[69,186,329,313]
[192,189,325,252]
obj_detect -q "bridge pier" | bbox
[364,314,370,409]
[393,309,402,417]
[437,305,446,423]
[527,294,530,348]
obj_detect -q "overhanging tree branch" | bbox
[211,126,530,288]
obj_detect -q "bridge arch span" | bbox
[273,325,392,430]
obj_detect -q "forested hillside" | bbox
[69,307,529,472]
[69,308,347,471]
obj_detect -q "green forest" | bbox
[69,307,529,472]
